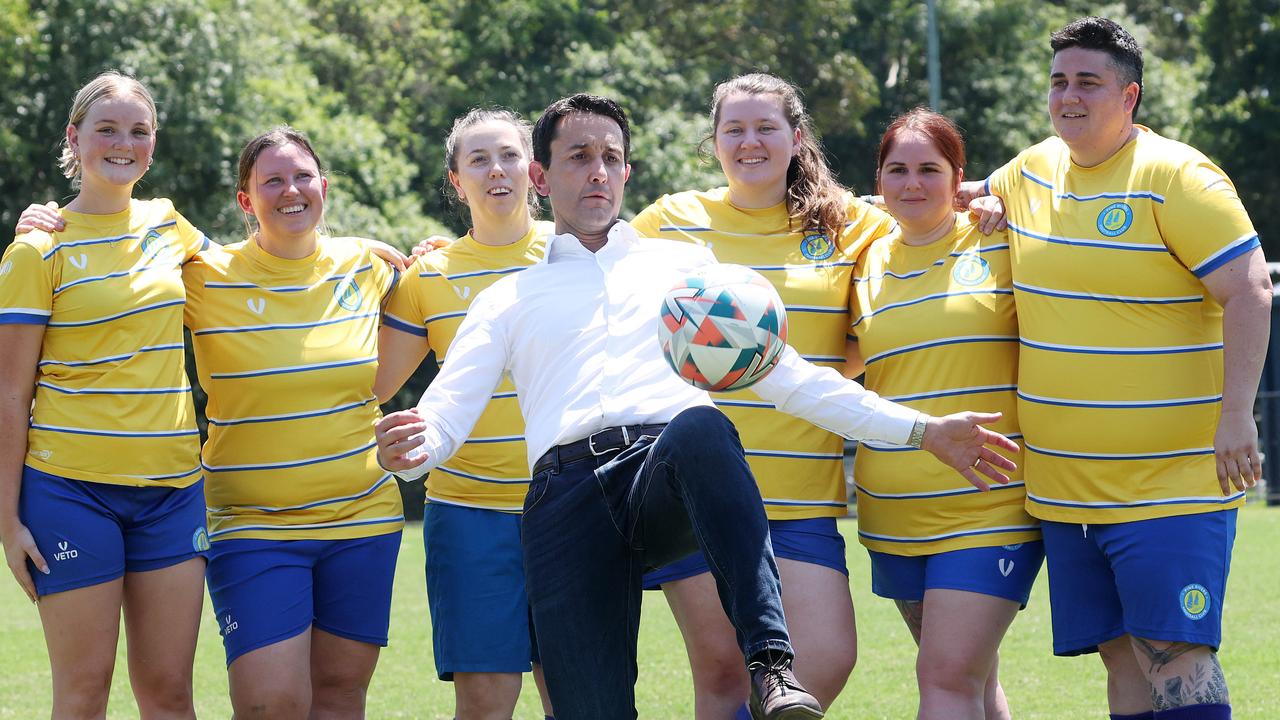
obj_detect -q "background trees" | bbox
[2,0,1273,254]
[2,0,1274,513]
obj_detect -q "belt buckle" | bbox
[587,426,631,456]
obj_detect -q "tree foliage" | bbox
[1,0,1273,254]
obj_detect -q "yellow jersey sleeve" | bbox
[1153,158,1259,277]
[849,218,1037,554]
[0,238,55,325]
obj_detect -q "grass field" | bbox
[1,503,1277,718]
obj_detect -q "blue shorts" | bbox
[1042,510,1236,656]
[868,541,1044,607]
[19,466,209,597]
[424,502,535,679]
[206,531,401,666]
[643,517,847,589]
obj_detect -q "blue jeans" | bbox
[521,406,791,719]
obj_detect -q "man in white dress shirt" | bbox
[376,94,1018,720]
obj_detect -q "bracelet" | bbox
[907,413,930,449]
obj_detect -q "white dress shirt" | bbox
[395,221,919,481]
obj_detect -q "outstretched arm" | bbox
[374,293,510,481]
[753,345,1017,490]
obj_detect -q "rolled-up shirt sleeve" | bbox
[393,290,511,481]
[753,344,918,444]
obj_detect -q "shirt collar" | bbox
[545,220,641,263]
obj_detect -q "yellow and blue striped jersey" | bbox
[0,199,207,487]
[987,127,1259,523]
[632,188,895,519]
[382,222,551,512]
[849,216,1037,554]
[184,236,403,541]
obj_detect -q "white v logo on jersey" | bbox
[58,541,68,551]
[453,285,471,300]
[246,298,266,314]
[68,253,88,270]
[998,559,1014,577]
[1029,199,1041,216]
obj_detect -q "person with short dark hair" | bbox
[376,93,1021,720]
[969,16,1271,720]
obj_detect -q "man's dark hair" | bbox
[1051,17,1144,119]
[531,94,631,166]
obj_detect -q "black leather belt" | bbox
[533,424,668,475]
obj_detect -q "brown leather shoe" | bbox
[747,656,825,720]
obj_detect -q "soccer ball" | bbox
[658,264,788,392]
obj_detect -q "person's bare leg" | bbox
[1098,635,1154,716]
[309,628,381,719]
[914,589,1017,720]
[663,572,750,719]
[777,558,857,710]
[121,558,204,719]
[39,579,124,720]
[228,631,312,720]
[1129,637,1229,711]
[453,672,521,720]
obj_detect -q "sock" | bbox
[734,704,753,720]
[1156,704,1231,720]
[1111,713,1155,720]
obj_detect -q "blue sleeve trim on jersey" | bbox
[385,264,402,301]
[199,234,211,252]
[1019,169,1054,190]
[383,314,427,337]
[0,312,50,325]
[983,177,992,196]
[1192,234,1260,278]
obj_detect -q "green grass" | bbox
[1,504,1277,718]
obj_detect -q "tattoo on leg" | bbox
[1139,644,1230,710]
[894,600,924,645]
[1132,638,1196,674]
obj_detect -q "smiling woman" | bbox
[182,125,406,719]
[0,70,210,719]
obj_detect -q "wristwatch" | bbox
[907,413,930,449]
